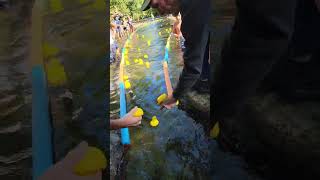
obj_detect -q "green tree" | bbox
[110,0,159,21]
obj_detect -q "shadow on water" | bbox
[1,0,107,179]
[110,18,263,180]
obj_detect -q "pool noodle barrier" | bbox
[119,47,130,145]
[163,34,174,96]
[31,2,54,179]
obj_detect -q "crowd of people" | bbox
[110,14,134,63]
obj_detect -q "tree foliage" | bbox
[110,0,158,21]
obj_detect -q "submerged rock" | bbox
[179,90,210,131]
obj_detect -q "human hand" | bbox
[160,95,177,110]
[39,142,101,180]
[121,106,142,127]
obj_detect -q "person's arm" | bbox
[110,107,142,130]
[172,0,211,99]
[213,0,297,121]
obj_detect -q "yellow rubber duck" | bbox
[147,40,151,46]
[144,54,149,59]
[157,93,167,105]
[134,59,139,63]
[133,108,144,117]
[210,122,220,139]
[125,80,131,89]
[73,147,107,176]
[139,59,144,65]
[145,62,150,69]
[123,75,129,81]
[150,116,159,127]
[125,60,130,65]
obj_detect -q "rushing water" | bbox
[110,18,263,180]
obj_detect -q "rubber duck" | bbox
[210,122,220,138]
[73,147,107,176]
[157,93,167,105]
[125,80,131,89]
[123,75,129,81]
[125,60,130,65]
[145,62,150,68]
[147,40,151,46]
[133,108,144,117]
[144,54,149,59]
[150,116,159,127]
[139,59,144,65]
[134,59,139,63]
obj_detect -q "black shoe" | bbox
[192,79,209,94]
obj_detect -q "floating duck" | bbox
[123,75,129,81]
[134,59,139,63]
[144,54,149,59]
[73,146,107,176]
[210,122,220,138]
[125,80,131,89]
[147,40,151,46]
[125,60,130,65]
[145,62,150,68]
[133,108,144,117]
[150,116,159,127]
[157,93,167,105]
[138,59,144,65]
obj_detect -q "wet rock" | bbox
[110,131,123,179]
[179,90,210,130]
[235,93,320,178]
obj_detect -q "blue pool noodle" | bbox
[32,65,53,180]
[119,82,130,145]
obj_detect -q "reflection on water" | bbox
[1,0,107,179]
[0,1,33,179]
[110,18,263,179]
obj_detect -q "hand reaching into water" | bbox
[160,95,177,110]
[121,106,142,126]
[110,106,142,129]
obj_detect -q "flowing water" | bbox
[110,18,263,180]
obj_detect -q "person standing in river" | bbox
[141,0,211,109]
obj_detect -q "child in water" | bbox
[39,107,142,180]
